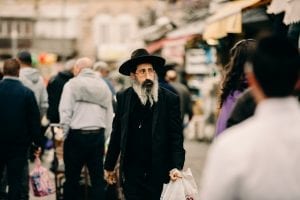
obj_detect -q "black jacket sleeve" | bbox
[104,92,122,171]
[168,94,185,170]
[26,90,42,147]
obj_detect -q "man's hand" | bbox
[169,168,182,181]
[34,147,42,158]
[104,170,117,185]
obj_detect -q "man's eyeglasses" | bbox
[135,68,154,76]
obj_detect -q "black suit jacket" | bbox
[0,78,42,156]
[104,87,185,183]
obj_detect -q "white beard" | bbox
[132,77,159,107]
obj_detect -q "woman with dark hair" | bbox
[215,39,257,136]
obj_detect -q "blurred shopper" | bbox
[0,59,42,200]
[227,82,300,128]
[47,59,75,123]
[17,51,48,119]
[93,61,116,96]
[226,88,256,128]
[93,61,117,112]
[166,69,193,123]
[104,49,185,200]
[201,36,300,200]
[157,63,178,94]
[59,57,113,200]
[215,39,256,136]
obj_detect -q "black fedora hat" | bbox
[119,48,165,76]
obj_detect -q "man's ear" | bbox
[129,72,135,80]
[245,64,266,102]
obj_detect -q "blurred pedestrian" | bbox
[93,61,117,112]
[166,69,193,124]
[47,59,75,124]
[157,62,178,94]
[17,51,48,119]
[59,57,113,200]
[0,59,42,200]
[201,35,300,200]
[93,61,116,96]
[104,49,185,200]
[215,39,256,136]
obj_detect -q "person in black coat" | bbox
[47,59,75,123]
[104,49,185,200]
[0,59,42,200]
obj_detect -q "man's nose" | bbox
[145,72,152,79]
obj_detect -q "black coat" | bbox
[47,71,73,123]
[104,87,185,184]
[0,78,42,156]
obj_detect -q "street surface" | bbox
[30,139,210,199]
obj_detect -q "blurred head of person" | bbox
[17,51,32,67]
[118,48,165,106]
[64,59,76,74]
[166,69,177,82]
[246,35,300,102]
[3,58,20,77]
[93,61,109,77]
[220,39,257,107]
[73,57,93,76]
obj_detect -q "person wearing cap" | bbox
[104,49,185,199]
[17,51,48,119]
[59,57,114,200]
[0,59,42,200]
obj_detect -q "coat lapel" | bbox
[152,88,162,136]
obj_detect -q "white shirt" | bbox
[200,97,300,200]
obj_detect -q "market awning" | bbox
[267,0,300,25]
[203,0,267,40]
[146,35,195,53]
[166,20,204,39]
[284,0,300,24]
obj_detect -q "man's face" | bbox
[134,63,155,86]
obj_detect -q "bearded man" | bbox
[104,49,185,200]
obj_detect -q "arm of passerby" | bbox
[58,83,74,137]
[169,168,183,181]
[39,76,49,119]
[104,91,114,140]
[27,89,43,147]
[104,170,117,185]
[168,94,185,170]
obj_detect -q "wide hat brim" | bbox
[119,55,165,76]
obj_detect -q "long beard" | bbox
[132,77,159,107]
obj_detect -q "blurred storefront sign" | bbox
[185,48,212,74]
[203,0,270,40]
[161,38,187,65]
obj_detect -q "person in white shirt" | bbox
[200,35,300,200]
[59,57,113,200]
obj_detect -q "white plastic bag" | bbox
[161,168,199,200]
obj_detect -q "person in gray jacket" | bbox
[59,57,114,200]
[17,51,48,119]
